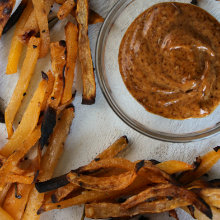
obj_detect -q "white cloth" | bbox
[0,0,219,219]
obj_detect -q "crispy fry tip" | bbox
[41,71,49,80]
[122,135,128,144]
[81,96,95,105]
[213,146,220,152]
[59,40,66,47]
[135,160,145,173]
[149,159,160,165]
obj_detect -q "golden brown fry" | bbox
[77,158,135,174]
[23,107,74,220]
[179,148,220,184]
[3,183,33,220]
[85,199,191,219]
[94,136,128,161]
[48,41,66,108]
[32,0,50,57]
[0,0,15,38]
[5,36,41,138]
[53,136,128,202]
[67,170,138,192]
[61,22,78,104]
[1,78,48,157]
[88,10,104,25]
[156,160,193,175]
[18,0,54,43]
[0,207,14,220]
[76,0,96,104]
[57,0,76,20]
[6,0,33,74]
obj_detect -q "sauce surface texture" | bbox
[118,2,220,119]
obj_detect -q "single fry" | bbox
[0,207,14,220]
[88,10,104,25]
[94,136,128,161]
[57,0,76,20]
[0,0,15,38]
[85,199,191,219]
[32,0,50,57]
[5,36,41,138]
[3,183,33,220]
[61,22,78,104]
[179,148,220,184]
[48,41,66,108]
[18,0,54,43]
[67,170,138,192]
[6,0,33,74]
[1,78,47,157]
[156,160,193,175]
[76,0,96,104]
[23,107,74,219]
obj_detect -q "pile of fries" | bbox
[1,0,220,220]
[0,0,104,219]
[33,140,220,220]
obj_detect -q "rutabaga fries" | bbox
[3,183,33,220]
[5,36,41,138]
[6,0,33,75]
[121,183,212,217]
[67,169,139,192]
[57,0,76,20]
[32,0,50,57]
[0,128,40,190]
[48,41,66,108]
[0,207,14,220]
[179,147,220,184]
[88,10,104,25]
[23,107,74,220]
[1,78,48,157]
[156,160,193,175]
[52,136,129,202]
[19,0,54,43]
[76,0,96,104]
[94,136,128,161]
[85,199,191,219]
[61,22,78,104]
[0,0,15,38]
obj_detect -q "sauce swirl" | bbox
[118,2,220,119]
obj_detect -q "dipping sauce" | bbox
[118,2,220,119]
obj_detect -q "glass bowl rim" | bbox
[95,0,220,143]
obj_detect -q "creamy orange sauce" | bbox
[118,2,220,119]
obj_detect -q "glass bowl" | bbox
[95,0,220,143]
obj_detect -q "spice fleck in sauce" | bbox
[118,2,220,119]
